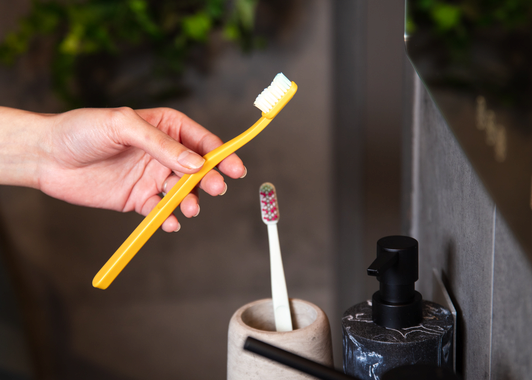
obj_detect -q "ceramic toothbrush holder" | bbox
[227,298,333,380]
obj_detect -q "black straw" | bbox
[243,337,359,380]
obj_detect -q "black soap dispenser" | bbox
[342,236,454,380]
[367,235,422,329]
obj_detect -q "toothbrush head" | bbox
[260,182,279,225]
[254,73,296,118]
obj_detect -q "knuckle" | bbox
[110,106,136,124]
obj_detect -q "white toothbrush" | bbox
[260,182,293,332]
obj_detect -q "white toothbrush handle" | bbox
[267,223,293,332]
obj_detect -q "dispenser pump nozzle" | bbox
[367,251,398,277]
[367,236,423,329]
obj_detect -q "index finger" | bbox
[136,108,246,179]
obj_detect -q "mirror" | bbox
[404,0,532,258]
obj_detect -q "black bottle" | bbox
[382,364,460,380]
[342,236,454,379]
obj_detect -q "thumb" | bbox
[118,108,205,173]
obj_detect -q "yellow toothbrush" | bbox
[93,73,298,289]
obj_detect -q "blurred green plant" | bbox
[407,0,532,37]
[406,0,532,108]
[406,0,532,67]
[0,0,260,107]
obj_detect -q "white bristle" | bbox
[274,73,291,89]
[254,73,292,113]
[263,90,278,105]
[269,84,284,98]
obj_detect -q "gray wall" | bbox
[333,0,405,317]
[406,72,532,379]
[332,0,405,365]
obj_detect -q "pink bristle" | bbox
[260,182,280,223]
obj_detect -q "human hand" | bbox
[0,106,246,232]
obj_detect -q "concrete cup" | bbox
[227,298,333,379]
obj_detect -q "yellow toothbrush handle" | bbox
[92,82,297,290]
[92,117,271,290]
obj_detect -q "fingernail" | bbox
[193,205,200,217]
[178,150,205,170]
[239,166,248,179]
[174,223,181,233]
[219,183,227,196]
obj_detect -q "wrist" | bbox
[0,107,51,189]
